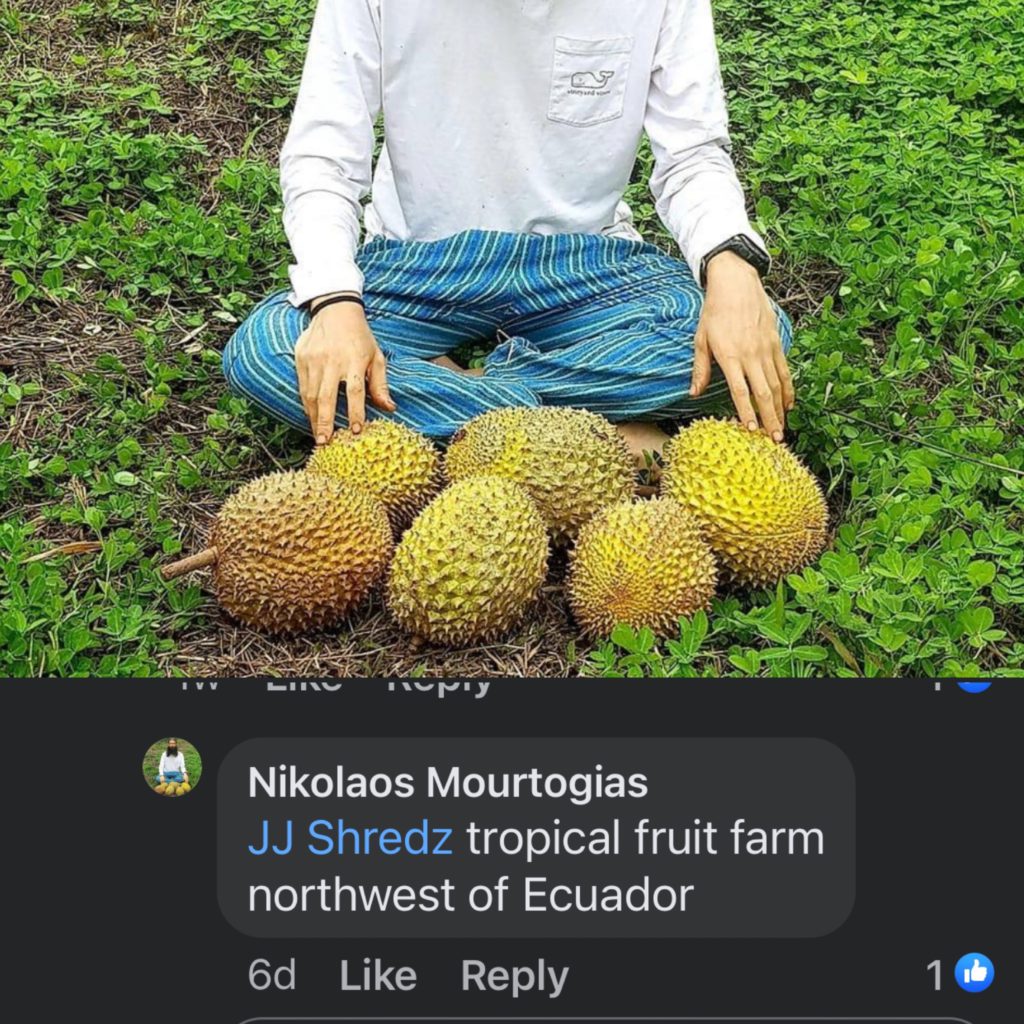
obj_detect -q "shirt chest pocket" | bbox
[548,35,634,127]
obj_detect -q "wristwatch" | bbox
[699,234,771,287]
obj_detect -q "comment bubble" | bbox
[218,737,855,938]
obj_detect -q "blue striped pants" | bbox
[223,230,792,439]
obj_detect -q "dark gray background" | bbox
[3,680,1014,1022]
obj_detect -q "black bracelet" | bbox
[309,293,365,316]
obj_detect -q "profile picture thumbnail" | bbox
[143,737,202,797]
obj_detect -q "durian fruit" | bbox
[180,782,192,794]
[161,471,393,634]
[306,420,442,531]
[154,783,167,795]
[165,784,177,796]
[444,406,634,543]
[387,476,549,645]
[661,419,828,586]
[568,498,718,638]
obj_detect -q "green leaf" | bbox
[791,645,829,662]
[688,609,708,650]
[966,561,996,588]
[903,465,933,491]
[877,624,909,653]
[960,607,995,635]
[728,651,761,675]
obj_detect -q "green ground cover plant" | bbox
[1,0,1022,677]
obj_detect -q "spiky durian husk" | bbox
[212,471,393,634]
[661,419,828,586]
[443,406,634,544]
[386,476,549,645]
[568,498,718,638]
[306,420,442,531]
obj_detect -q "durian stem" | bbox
[161,546,219,580]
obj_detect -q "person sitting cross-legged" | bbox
[156,738,188,786]
[223,0,794,459]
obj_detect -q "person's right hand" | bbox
[295,298,396,444]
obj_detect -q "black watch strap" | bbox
[699,233,771,287]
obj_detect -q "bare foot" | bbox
[429,355,485,377]
[429,354,463,372]
[616,421,671,464]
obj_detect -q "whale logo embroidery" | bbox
[570,70,615,89]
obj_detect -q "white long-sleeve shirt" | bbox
[158,751,186,777]
[280,0,767,306]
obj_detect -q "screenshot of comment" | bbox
[3,679,1015,1023]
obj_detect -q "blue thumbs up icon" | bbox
[955,953,994,993]
[958,682,992,693]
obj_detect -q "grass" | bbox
[1,0,1022,677]
[141,736,202,790]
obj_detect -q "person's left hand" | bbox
[689,250,794,441]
